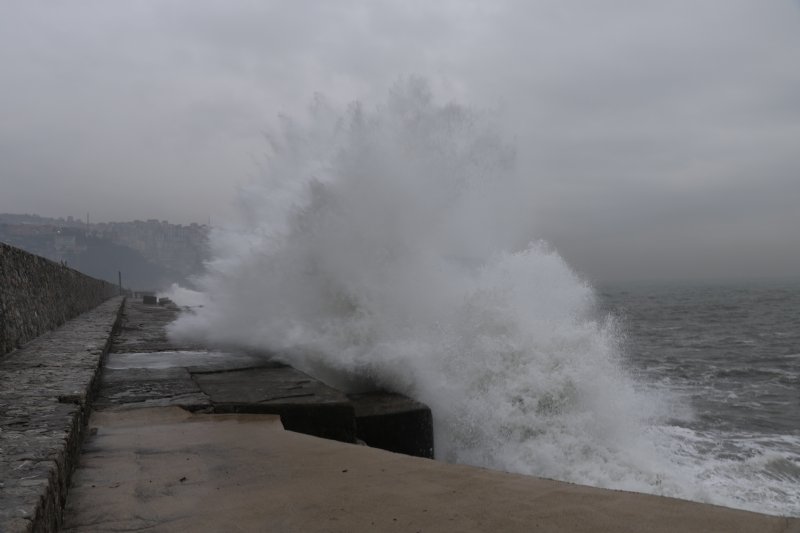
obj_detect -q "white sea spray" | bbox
[166,79,798,516]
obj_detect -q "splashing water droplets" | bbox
[169,79,686,504]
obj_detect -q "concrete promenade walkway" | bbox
[60,300,800,532]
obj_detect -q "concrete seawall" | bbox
[1,244,122,531]
[0,242,118,357]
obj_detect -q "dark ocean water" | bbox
[598,280,800,516]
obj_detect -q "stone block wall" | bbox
[0,242,118,356]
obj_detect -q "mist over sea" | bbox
[167,81,800,517]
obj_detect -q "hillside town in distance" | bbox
[0,213,208,291]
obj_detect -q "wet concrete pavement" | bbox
[88,300,365,443]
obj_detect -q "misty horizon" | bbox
[3,209,799,286]
[2,1,800,282]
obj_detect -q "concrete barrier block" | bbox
[349,392,434,458]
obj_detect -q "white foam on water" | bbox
[167,79,798,517]
[654,425,800,515]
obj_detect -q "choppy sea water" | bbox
[599,280,800,516]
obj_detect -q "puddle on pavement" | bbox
[106,351,268,370]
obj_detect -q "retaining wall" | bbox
[0,242,118,356]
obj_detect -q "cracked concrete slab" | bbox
[93,367,211,411]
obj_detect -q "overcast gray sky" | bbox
[2,1,799,282]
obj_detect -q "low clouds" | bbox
[1,0,799,281]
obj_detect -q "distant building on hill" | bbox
[0,213,209,290]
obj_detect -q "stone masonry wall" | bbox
[0,242,118,356]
